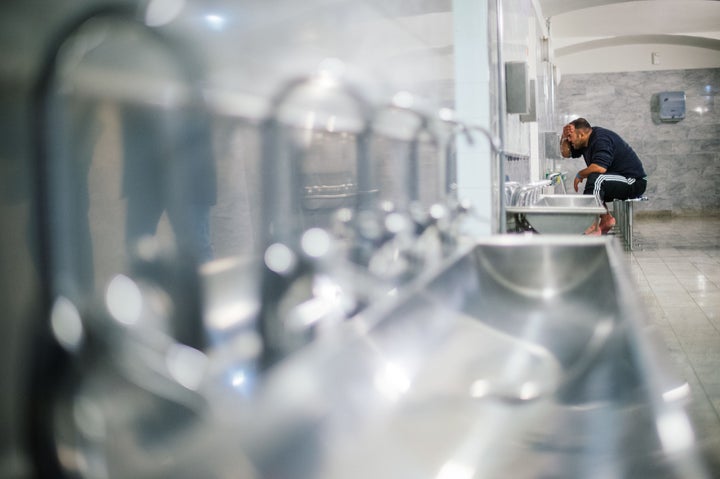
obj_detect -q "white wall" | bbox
[453,0,493,235]
[555,43,720,75]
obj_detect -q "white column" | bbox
[528,17,541,181]
[453,0,492,236]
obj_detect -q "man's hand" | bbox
[560,124,575,158]
[574,174,583,192]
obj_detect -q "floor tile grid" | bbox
[626,242,720,471]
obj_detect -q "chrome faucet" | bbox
[505,182,521,206]
[511,180,551,206]
[547,171,567,194]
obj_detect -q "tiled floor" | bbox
[625,215,720,473]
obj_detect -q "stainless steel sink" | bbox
[242,236,708,479]
[54,237,710,479]
[507,194,606,234]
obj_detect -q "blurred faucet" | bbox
[34,10,224,479]
[376,93,440,206]
[440,113,503,203]
[336,97,446,282]
[438,112,504,243]
[257,68,374,369]
[373,99,486,273]
[333,200,426,285]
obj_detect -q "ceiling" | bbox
[536,0,720,74]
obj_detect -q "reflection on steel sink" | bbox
[507,194,606,234]
[63,237,708,479]
[253,236,708,479]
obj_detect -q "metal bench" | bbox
[612,196,648,251]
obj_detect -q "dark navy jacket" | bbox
[570,126,646,179]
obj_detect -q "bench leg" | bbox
[613,200,626,246]
[612,200,619,232]
[613,199,632,250]
[614,197,646,250]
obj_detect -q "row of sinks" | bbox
[56,196,711,478]
[246,236,708,478]
[506,194,606,235]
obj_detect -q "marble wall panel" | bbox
[557,68,720,215]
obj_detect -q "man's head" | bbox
[567,118,592,149]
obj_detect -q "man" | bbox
[560,118,647,235]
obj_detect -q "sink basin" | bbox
[533,194,604,208]
[507,194,606,234]
[57,237,709,479]
[243,236,708,479]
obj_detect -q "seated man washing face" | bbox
[560,118,648,235]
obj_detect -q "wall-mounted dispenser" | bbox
[505,61,529,114]
[658,91,686,122]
